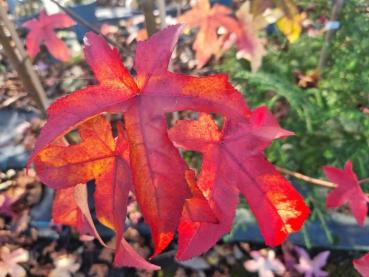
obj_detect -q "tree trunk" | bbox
[0,4,48,116]
[318,0,345,72]
[141,0,157,36]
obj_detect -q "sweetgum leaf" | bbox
[220,2,267,73]
[180,0,266,71]
[31,25,310,269]
[23,10,76,61]
[36,116,158,270]
[323,161,368,227]
[30,25,250,257]
[179,0,233,68]
[169,107,309,259]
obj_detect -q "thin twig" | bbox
[359,178,369,185]
[276,167,336,189]
[1,93,27,108]
[49,0,123,51]
[276,166,369,191]
[140,0,157,36]
[47,77,95,81]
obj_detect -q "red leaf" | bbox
[31,26,310,268]
[249,106,295,150]
[170,109,309,259]
[30,25,249,257]
[23,10,76,61]
[53,185,158,270]
[35,116,118,189]
[179,0,233,68]
[73,183,108,246]
[183,170,219,224]
[353,252,369,276]
[37,116,158,269]
[84,32,137,87]
[180,0,266,71]
[323,161,368,227]
[52,186,95,237]
[114,239,160,270]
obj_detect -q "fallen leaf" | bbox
[277,13,305,43]
[294,246,330,277]
[0,183,26,217]
[244,249,285,277]
[49,254,80,277]
[294,70,319,88]
[0,246,29,277]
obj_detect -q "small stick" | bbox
[1,93,27,108]
[276,166,336,189]
[277,166,369,191]
[140,0,157,36]
[359,178,369,185]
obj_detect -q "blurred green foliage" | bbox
[218,0,369,179]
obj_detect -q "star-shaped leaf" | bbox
[0,247,29,277]
[23,10,76,61]
[179,0,233,68]
[30,25,249,258]
[323,161,368,227]
[219,1,267,72]
[169,107,309,259]
[294,246,330,277]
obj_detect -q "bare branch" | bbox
[49,0,123,51]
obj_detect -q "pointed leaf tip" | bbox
[324,161,368,227]
[134,25,184,80]
[354,253,369,276]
